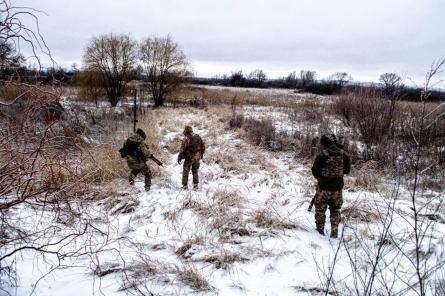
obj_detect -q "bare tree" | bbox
[248,69,267,87]
[299,70,317,88]
[378,73,405,132]
[285,71,298,88]
[0,40,24,79]
[72,69,105,106]
[1,4,113,294]
[379,72,404,97]
[83,33,137,107]
[329,72,353,87]
[139,35,191,107]
[0,0,51,66]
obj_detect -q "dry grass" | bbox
[250,209,299,230]
[343,169,382,192]
[212,190,243,208]
[77,112,165,186]
[204,251,248,269]
[176,236,205,257]
[174,86,326,109]
[341,202,379,223]
[176,265,211,291]
[208,190,251,239]
[179,190,251,240]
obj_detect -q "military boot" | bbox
[145,186,150,192]
[317,228,324,236]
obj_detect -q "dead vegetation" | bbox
[176,265,211,291]
[176,236,205,257]
[173,85,325,109]
[250,208,300,230]
[341,203,380,223]
[204,252,248,269]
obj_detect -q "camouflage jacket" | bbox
[311,144,351,191]
[180,132,205,162]
[125,133,151,170]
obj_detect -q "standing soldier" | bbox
[120,128,152,191]
[177,125,205,190]
[311,134,351,238]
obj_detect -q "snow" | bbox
[2,105,444,296]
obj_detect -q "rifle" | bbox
[148,155,163,166]
[308,189,318,212]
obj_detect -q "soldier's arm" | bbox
[343,152,351,175]
[179,136,190,154]
[201,138,205,157]
[311,154,323,179]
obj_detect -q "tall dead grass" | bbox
[174,86,324,109]
[77,111,165,187]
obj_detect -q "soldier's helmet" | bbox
[320,134,337,148]
[183,125,193,135]
[136,128,147,139]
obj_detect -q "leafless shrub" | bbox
[434,278,445,296]
[244,117,276,146]
[243,117,297,151]
[322,59,445,296]
[332,89,392,144]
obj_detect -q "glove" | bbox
[178,152,184,165]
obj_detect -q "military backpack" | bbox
[321,150,344,178]
[184,134,203,158]
[119,140,143,159]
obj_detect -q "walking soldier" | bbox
[120,128,152,191]
[177,125,205,190]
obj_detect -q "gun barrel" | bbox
[149,155,163,166]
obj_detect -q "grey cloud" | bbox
[13,0,445,82]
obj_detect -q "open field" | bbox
[1,86,445,296]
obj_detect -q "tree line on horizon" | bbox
[1,36,444,106]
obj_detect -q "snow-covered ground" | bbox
[3,105,444,296]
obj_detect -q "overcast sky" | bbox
[14,0,445,83]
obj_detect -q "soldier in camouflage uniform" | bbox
[122,128,152,191]
[177,125,205,190]
[311,134,351,238]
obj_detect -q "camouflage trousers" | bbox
[129,163,152,189]
[182,158,200,187]
[314,189,343,236]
